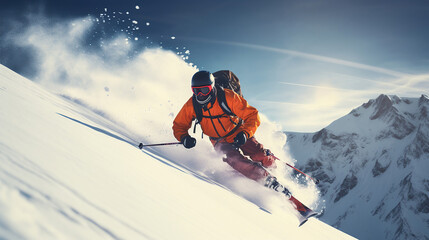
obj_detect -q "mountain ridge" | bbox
[286,94,429,240]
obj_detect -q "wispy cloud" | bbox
[330,72,426,93]
[190,37,429,97]
[278,81,360,92]
[392,73,429,95]
[185,38,413,78]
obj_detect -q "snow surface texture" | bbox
[0,64,357,240]
[286,94,429,240]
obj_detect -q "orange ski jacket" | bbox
[173,89,260,143]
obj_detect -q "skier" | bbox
[172,70,289,196]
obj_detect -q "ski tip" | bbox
[298,218,308,227]
[298,211,319,227]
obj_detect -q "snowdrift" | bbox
[0,64,356,239]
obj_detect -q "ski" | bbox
[264,176,319,226]
[288,195,319,227]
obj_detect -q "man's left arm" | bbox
[228,92,261,139]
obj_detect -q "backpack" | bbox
[213,70,243,97]
[192,70,243,139]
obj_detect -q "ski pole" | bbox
[272,155,320,184]
[138,142,181,149]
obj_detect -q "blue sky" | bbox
[1,0,429,132]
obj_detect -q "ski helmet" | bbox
[191,71,215,105]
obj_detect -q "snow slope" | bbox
[0,64,355,239]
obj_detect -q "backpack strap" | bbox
[192,96,204,138]
[216,86,244,127]
[192,96,203,123]
[216,86,234,116]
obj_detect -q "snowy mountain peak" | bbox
[364,94,400,120]
[286,94,429,240]
[418,94,429,106]
[323,94,427,141]
[418,94,429,120]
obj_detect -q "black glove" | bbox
[181,135,196,149]
[233,131,247,148]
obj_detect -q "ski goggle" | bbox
[192,85,213,96]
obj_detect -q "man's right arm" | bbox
[172,97,196,142]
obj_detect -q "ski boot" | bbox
[264,175,318,226]
[264,176,292,198]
